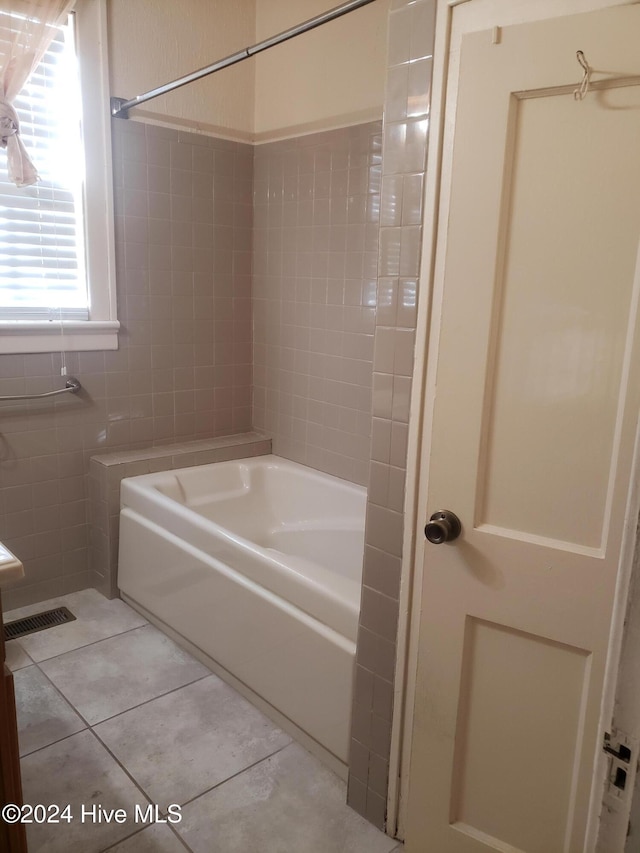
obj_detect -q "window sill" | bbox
[0,321,120,354]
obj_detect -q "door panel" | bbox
[479,87,640,550]
[406,6,640,852]
[451,620,590,853]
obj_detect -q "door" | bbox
[405,6,640,852]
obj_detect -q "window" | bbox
[0,0,118,353]
[0,15,87,320]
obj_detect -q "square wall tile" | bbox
[252,122,381,485]
[1,121,255,610]
[350,0,435,826]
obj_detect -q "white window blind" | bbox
[0,12,88,321]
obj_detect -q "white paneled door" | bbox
[406,6,640,852]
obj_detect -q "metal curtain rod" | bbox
[0,377,81,402]
[111,0,378,119]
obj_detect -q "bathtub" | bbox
[117,454,366,767]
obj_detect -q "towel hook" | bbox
[574,50,592,101]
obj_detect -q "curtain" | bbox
[0,0,75,187]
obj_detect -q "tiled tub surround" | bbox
[118,455,366,771]
[252,122,382,487]
[6,588,401,853]
[0,6,433,838]
[0,120,254,609]
[89,431,270,598]
[348,0,436,830]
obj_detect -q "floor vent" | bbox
[4,607,76,641]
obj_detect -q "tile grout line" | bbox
[98,819,196,853]
[12,618,139,712]
[7,659,35,675]
[175,740,294,811]
[16,618,150,665]
[5,642,35,670]
[83,727,160,851]
[86,707,294,851]
[18,609,213,759]
[19,710,156,852]
[19,725,89,761]
[22,665,213,754]
[21,661,94,730]
[21,644,204,852]
[97,823,149,853]
[88,672,213,728]
[167,820,196,853]
[90,689,293,814]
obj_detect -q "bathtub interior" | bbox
[144,456,366,582]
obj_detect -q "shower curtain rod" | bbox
[110,0,378,119]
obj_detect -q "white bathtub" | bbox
[117,454,366,766]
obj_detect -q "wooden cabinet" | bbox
[0,591,27,853]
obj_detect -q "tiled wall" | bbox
[252,123,382,487]
[348,0,436,830]
[0,120,253,610]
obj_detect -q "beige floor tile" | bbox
[39,625,209,725]
[95,675,291,809]
[14,665,86,755]
[20,729,150,853]
[4,589,147,662]
[176,743,398,853]
[102,823,188,852]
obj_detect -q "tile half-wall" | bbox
[252,123,382,487]
[347,0,436,830]
[89,431,271,599]
[0,121,254,609]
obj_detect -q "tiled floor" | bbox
[4,589,403,853]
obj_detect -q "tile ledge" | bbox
[90,431,272,468]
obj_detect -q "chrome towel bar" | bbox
[0,377,81,402]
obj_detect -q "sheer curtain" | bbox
[0,0,75,187]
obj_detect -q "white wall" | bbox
[107,0,256,139]
[254,0,391,140]
[107,0,390,140]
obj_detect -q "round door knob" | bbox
[424,510,462,544]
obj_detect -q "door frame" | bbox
[389,0,640,845]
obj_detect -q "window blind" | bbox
[0,13,88,321]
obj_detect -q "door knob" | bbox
[424,510,461,544]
